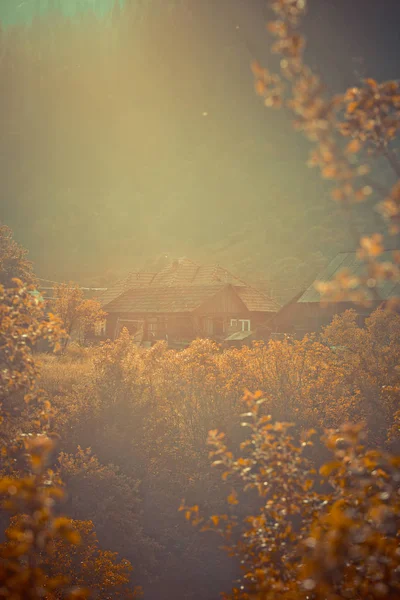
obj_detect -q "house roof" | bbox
[298,251,400,303]
[149,258,247,287]
[97,271,157,307]
[235,285,280,312]
[99,257,279,313]
[105,284,227,314]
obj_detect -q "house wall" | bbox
[104,312,194,341]
[222,312,276,347]
[196,285,248,316]
[105,313,119,339]
[164,315,194,339]
[103,288,273,343]
[270,302,374,337]
[249,312,269,330]
[192,285,250,337]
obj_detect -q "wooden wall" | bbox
[195,286,248,317]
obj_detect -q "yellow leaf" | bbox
[227,491,239,505]
[321,165,337,179]
[251,61,264,77]
[347,101,358,114]
[331,188,345,202]
[319,461,342,477]
[65,529,81,545]
[360,234,384,257]
[345,139,361,154]
[255,79,266,96]
[365,78,378,89]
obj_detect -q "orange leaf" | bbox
[319,461,342,477]
[345,139,361,154]
[227,491,239,505]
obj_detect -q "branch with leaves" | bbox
[251,0,400,306]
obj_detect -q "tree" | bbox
[0,432,88,599]
[52,283,106,349]
[37,519,141,599]
[251,0,400,305]
[184,392,400,600]
[0,455,140,599]
[181,2,400,598]
[0,280,63,448]
[321,308,400,443]
[0,223,35,288]
[0,260,138,599]
[0,276,78,599]
[247,0,400,443]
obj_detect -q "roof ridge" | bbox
[182,257,200,266]
[208,263,247,286]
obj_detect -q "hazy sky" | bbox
[2,0,399,86]
[0,0,399,283]
[0,0,119,23]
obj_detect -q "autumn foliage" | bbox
[32,311,399,597]
[0,224,35,288]
[2,285,400,598]
[184,393,400,600]
[52,283,106,349]
[252,0,400,305]
[44,314,400,450]
[0,280,138,598]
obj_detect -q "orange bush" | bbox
[184,392,400,600]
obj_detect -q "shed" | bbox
[267,251,400,337]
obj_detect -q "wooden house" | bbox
[96,258,279,345]
[263,251,400,337]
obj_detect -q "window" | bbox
[239,319,251,332]
[148,319,158,335]
[230,319,251,332]
[95,319,106,336]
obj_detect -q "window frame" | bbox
[95,319,106,336]
[239,319,251,332]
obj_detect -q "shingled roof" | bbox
[99,257,279,313]
[150,258,247,287]
[298,251,400,303]
[105,284,226,314]
[97,271,157,307]
[235,285,280,312]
